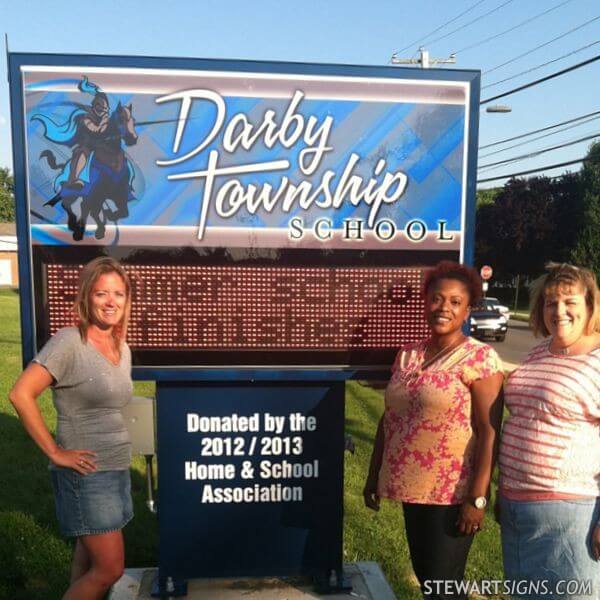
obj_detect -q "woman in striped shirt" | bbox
[499,263,600,598]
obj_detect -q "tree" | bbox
[570,142,600,276]
[0,167,15,222]
[475,176,559,279]
[476,187,501,208]
[549,170,580,263]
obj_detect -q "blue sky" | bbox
[1,0,598,188]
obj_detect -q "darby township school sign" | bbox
[9,53,480,374]
[9,53,480,591]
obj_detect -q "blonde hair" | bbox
[529,262,600,337]
[74,256,131,352]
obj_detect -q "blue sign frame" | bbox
[8,52,480,380]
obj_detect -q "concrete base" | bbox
[109,562,396,599]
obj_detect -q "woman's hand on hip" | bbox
[363,480,381,511]
[49,447,97,475]
[592,524,600,560]
[457,502,484,535]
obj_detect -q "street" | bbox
[487,319,539,370]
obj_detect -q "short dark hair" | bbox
[423,260,482,306]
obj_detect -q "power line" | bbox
[478,132,600,170]
[480,53,600,104]
[393,0,488,55]
[480,115,600,158]
[482,40,600,89]
[477,157,591,183]
[483,15,600,75]
[480,109,600,149]
[453,0,574,54]
[420,0,516,49]
[479,133,599,171]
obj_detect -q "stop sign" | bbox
[480,265,493,281]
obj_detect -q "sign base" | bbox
[150,575,188,598]
[109,562,396,599]
[156,381,345,581]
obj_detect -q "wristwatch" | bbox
[473,496,487,509]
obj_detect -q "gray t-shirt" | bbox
[34,327,133,471]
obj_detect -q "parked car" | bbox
[483,296,510,319]
[470,301,508,342]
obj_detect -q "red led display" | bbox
[46,264,429,353]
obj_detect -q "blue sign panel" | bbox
[9,54,480,374]
[156,381,344,578]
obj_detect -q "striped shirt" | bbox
[499,341,600,500]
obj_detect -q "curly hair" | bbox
[74,256,131,353]
[530,262,600,337]
[423,260,483,306]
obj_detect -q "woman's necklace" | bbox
[422,335,466,370]
[549,332,597,356]
[550,342,576,356]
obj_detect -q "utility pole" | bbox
[391,47,456,69]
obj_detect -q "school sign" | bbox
[9,54,480,374]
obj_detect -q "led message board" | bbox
[10,54,479,371]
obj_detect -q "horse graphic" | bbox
[40,102,138,241]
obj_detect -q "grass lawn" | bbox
[0,289,504,599]
[510,310,530,323]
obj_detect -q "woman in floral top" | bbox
[364,261,504,600]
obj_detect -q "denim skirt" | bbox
[50,468,133,537]
[500,495,600,599]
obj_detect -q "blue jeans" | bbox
[500,495,600,599]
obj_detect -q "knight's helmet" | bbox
[78,76,109,117]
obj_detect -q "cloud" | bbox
[0,115,6,126]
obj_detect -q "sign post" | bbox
[480,265,492,297]
[8,52,480,594]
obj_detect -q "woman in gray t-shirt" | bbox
[10,256,134,599]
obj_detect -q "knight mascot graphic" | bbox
[32,76,138,240]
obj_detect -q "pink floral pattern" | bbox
[378,337,501,505]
